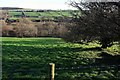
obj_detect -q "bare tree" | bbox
[15,18,37,37]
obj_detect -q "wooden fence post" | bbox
[49,63,55,80]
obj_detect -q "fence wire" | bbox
[55,64,120,70]
[3,64,120,79]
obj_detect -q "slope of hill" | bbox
[0,7,23,10]
[1,7,79,22]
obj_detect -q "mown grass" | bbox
[2,37,120,79]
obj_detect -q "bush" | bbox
[35,21,67,37]
[1,20,16,37]
[15,18,37,37]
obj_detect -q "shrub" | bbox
[15,18,37,37]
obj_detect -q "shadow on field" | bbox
[3,44,119,65]
[3,44,120,79]
[95,52,120,65]
[2,43,101,54]
[3,40,102,51]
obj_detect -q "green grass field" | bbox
[9,11,72,18]
[2,37,120,79]
[7,10,80,21]
[9,12,23,16]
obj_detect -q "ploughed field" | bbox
[2,37,120,79]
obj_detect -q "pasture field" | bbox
[9,12,23,16]
[9,11,72,18]
[2,37,120,79]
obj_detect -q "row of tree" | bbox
[2,18,67,38]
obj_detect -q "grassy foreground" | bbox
[2,37,120,79]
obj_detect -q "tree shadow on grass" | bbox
[2,44,120,79]
[95,51,120,65]
[2,44,100,67]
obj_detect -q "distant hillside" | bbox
[0,7,23,10]
[0,7,77,22]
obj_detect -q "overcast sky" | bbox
[0,0,77,10]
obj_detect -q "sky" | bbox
[0,0,77,10]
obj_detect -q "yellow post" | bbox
[49,63,55,80]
